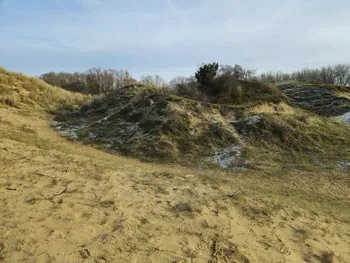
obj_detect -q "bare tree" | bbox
[169,76,191,88]
[83,68,115,94]
[40,71,85,92]
[40,68,136,94]
[111,69,136,89]
[40,72,59,86]
[140,74,167,88]
[169,76,201,99]
[333,64,350,86]
[219,64,255,80]
[259,71,291,83]
[258,64,350,86]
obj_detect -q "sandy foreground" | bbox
[0,107,350,263]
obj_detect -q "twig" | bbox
[54,186,67,196]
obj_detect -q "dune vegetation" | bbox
[0,66,350,263]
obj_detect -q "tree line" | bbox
[40,67,170,95]
[40,68,136,94]
[39,64,350,95]
[259,64,350,86]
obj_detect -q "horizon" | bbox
[1,0,350,80]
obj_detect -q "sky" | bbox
[0,0,349,80]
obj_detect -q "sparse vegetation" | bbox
[259,64,350,86]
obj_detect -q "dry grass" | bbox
[250,102,295,114]
[0,66,90,112]
[232,109,350,173]
[336,91,350,100]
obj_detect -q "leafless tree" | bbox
[40,72,59,86]
[258,64,350,86]
[140,74,167,88]
[41,67,136,94]
[219,64,255,80]
[83,68,115,94]
[333,64,350,86]
[259,71,291,83]
[169,76,191,88]
[112,70,135,89]
[169,76,201,99]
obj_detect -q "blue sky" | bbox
[1,0,349,80]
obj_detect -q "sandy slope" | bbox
[0,107,350,263]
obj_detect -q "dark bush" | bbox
[195,63,219,86]
[193,74,283,104]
